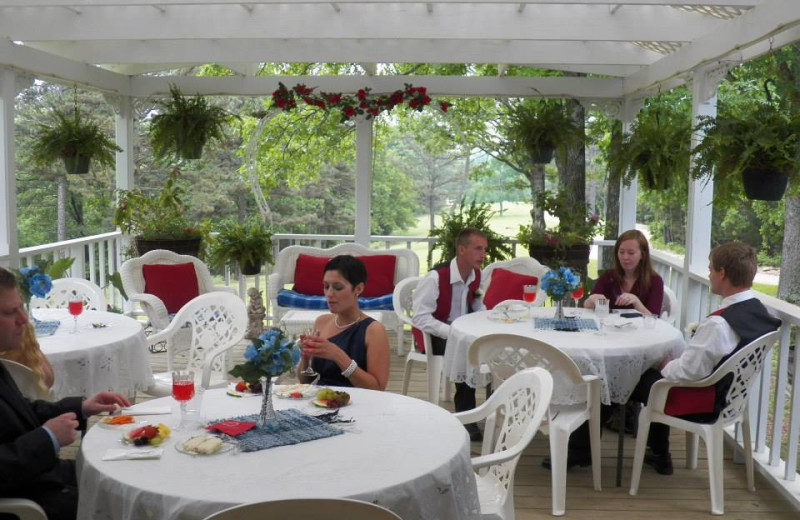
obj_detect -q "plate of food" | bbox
[121,423,171,446]
[488,303,528,323]
[226,381,262,398]
[175,434,235,456]
[97,415,137,429]
[274,383,316,399]
[311,388,351,409]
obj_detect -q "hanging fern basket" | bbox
[240,258,263,276]
[741,167,789,201]
[531,146,555,165]
[63,155,91,175]
[176,135,207,160]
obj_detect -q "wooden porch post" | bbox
[682,64,726,329]
[0,67,20,266]
[354,117,373,247]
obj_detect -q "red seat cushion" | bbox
[664,386,716,416]
[293,254,328,296]
[142,263,200,314]
[483,268,539,310]
[357,255,397,297]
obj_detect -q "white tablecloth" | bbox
[34,309,154,399]
[443,308,686,405]
[77,388,480,520]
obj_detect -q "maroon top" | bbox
[591,270,664,315]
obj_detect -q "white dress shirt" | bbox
[660,290,755,381]
[411,259,485,340]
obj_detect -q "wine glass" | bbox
[522,284,537,319]
[172,370,195,430]
[595,298,610,335]
[67,294,83,334]
[570,284,585,315]
[299,328,320,381]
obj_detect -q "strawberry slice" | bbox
[143,425,159,439]
[127,426,147,439]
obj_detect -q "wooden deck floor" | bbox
[77,335,799,519]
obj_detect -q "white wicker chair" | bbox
[481,257,549,308]
[203,498,402,520]
[145,292,247,396]
[0,498,47,520]
[30,277,107,311]
[469,334,602,516]
[630,330,780,515]
[455,367,553,520]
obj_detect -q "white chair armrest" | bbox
[454,399,495,426]
[128,293,170,330]
[0,498,48,520]
[470,443,526,471]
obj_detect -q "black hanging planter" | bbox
[741,167,789,201]
[63,155,91,175]
[240,258,263,276]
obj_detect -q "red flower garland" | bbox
[272,82,449,122]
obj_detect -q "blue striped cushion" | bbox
[277,290,394,311]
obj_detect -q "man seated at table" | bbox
[629,242,780,476]
[412,227,487,441]
[0,267,130,520]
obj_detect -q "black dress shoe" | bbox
[541,451,591,470]
[644,450,674,475]
[465,424,483,442]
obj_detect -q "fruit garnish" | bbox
[290,391,303,399]
[315,388,350,408]
[125,422,170,446]
[235,381,247,392]
[102,415,134,425]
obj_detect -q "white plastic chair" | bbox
[203,498,402,520]
[455,367,553,520]
[481,257,548,308]
[0,498,47,520]
[145,292,247,396]
[394,276,447,405]
[469,334,601,516]
[30,277,107,311]
[660,285,679,327]
[0,359,54,401]
[629,330,780,515]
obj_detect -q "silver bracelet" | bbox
[341,359,358,378]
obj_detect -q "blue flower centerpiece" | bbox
[540,266,580,320]
[14,266,53,306]
[229,328,300,430]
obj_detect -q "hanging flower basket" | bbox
[741,167,789,201]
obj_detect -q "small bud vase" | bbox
[258,376,279,430]
[554,297,565,320]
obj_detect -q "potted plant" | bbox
[692,98,799,201]
[518,189,602,271]
[30,107,122,174]
[611,106,691,191]
[208,218,274,275]
[149,84,232,161]
[428,199,512,267]
[505,99,583,164]
[113,168,207,256]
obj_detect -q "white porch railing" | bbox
[1,231,798,506]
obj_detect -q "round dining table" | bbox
[443,307,686,406]
[77,387,481,520]
[33,308,154,399]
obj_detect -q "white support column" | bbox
[354,117,373,246]
[618,96,645,232]
[682,64,726,328]
[112,94,136,191]
[0,68,19,265]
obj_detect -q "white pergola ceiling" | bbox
[0,1,799,99]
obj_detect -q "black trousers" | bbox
[0,460,79,520]
[431,336,476,413]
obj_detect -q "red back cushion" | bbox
[664,386,716,416]
[293,254,328,296]
[483,268,539,310]
[357,255,397,297]
[142,263,199,314]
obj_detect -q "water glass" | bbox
[595,298,610,334]
[643,314,657,329]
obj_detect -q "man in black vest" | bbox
[412,228,487,441]
[0,267,130,520]
[630,242,780,475]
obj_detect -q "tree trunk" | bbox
[527,163,546,230]
[560,97,586,212]
[602,120,623,271]
[56,174,67,241]
[778,190,800,303]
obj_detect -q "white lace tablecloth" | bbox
[77,388,480,520]
[33,309,154,399]
[443,308,686,405]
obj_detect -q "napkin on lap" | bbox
[103,448,163,461]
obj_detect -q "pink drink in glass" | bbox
[522,291,536,304]
[68,300,83,317]
[172,380,195,402]
[570,286,585,305]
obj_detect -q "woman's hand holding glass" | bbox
[298,329,320,381]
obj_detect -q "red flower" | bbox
[409,99,419,108]
[422,95,431,105]
[323,93,342,104]
[315,100,326,109]
[357,89,367,100]
[343,106,356,118]
[302,96,314,105]
[440,101,449,113]
[359,101,368,109]
[369,108,379,116]
[294,84,313,95]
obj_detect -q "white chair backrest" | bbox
[168,292,248,388]
[0,359,51,401]
[480,367,553,498]
[120,249,217,298]
[660,285,679,327]
[468,333,586,389]
[203,498,402,520]
[0,497,47,520]
[30,277,107,311]
[392,276,420,327]
[481,257,548,307]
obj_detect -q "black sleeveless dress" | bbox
[313,317,374,387]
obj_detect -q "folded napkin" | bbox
[102,448,163,461]
[117,406,172,416]
[206,419,256,437]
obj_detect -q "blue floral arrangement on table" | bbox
[540,266,580,299]
[229,328,300,383]
[14,266,53,303]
